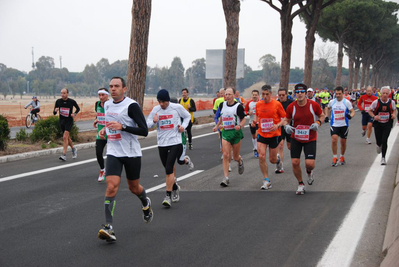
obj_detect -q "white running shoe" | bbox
[185,155,194,171]
[172,184,181,202]
[220,177,229,187]
[296,184,306,195]
[260,180,272,190]
[307,170,314,185]
[228,164,232,172]
[59,154,66,161]
[98,169,106,182]
[72,147,78,159]
[376,146,382,154]
[381,157,386,165]
[238,159,244,175]
[366,138,371,144]
[162,196,172,207]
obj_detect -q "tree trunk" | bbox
[348,48,354,90]
[354,57,361,89]
[126,0,152,109]
[280,8,293,89]
[335,40,344,87]
[222,0,240,89]
[365,62,370,87]
[360,58,367,88]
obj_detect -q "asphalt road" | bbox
[1,112,398,267]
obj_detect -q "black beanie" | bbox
[157,89,170,102]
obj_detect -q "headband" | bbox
[98,89,109,95]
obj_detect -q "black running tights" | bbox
[96,139,107,169]
[374,123,392,158]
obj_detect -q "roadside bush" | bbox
[15,128,29,142]
[0,114,10,150]
[30,116,79,142]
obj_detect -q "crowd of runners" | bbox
[44,77,398,242]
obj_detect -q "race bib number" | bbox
[105,122,122,141]
[97,112,106,126]
[365,104,371,111]
[159,114,174,130]
[260,118,273,132]
[295,125,310,141]
[60,107,70,117]
[379,112,390,123]
[333,110,345,121]
[222,116,235,130]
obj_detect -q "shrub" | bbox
[30,116,79,142]
[0,114,10,150]
[15,128,29,142]
[41,143,47,149]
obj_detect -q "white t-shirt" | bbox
[328,98,353,127]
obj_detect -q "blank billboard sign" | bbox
[206,49,245,79]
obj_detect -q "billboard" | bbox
[206,49,245,79]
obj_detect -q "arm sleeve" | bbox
[237,104,246,120]
[73,100,80,114]
[214,108,221,124]
[24,102,31,109]
[244,101,250,114]
[126,103,148,137]
[189,99,196,112]
[146,107,157,128]
[178,105,191,129]
[53,100,59,115]
[357,97,363,111]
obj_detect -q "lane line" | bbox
[146,170,204,193]
[317,125,399,267]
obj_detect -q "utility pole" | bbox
[31,47,35,69]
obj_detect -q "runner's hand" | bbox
[93,119,98,128]
[98,128,106,139]
[309,123,319,131]
[178,125,184,133]
[346,113,352,120]
[284,125,295,134]
[153,113,158,123]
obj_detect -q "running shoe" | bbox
[307,170,314,185]
[59,154,66,161]
[275,154,283,171]
[339,156,346,165]
[185,155,194,171]
[238,159,244,175]
[253,150,259,158]
[220,177,229,187]
[361,130,366,137]
[366,138,371,144]
[376,146,382,154]
[381,157,387,165]
[72,147,78,159]
[296,184,306,195]
[172,184,181,203]
[228,164,232,172]
[275,168,284,174]
[260,180,272,190]
[98,169,106,182]
[142,197,153,223]
[331,157,338,167]
[162,196,172,207]
[98,224,116,242]
[188,143,193,150]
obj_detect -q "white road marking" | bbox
[317,125,399,267]
[146,170,204,193]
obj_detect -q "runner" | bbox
[147,89,194,207]
[306,88,316,101]
[357,86,378,144]
[213,87,246,187]
[276,87,294,173]
[327,86,355,167]
[53,88,80,161]
[283,83,325,195]
[179,88,196,150]
[251,85,285,189]
[368,86,396,165]
[93,88,109,182]
[319,87,330,123]
[24,96,41,122]
[244,89,260,158]
[97,77,152,243]
[213,88,225,114]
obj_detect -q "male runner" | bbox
[147,89,194,207]
[97,77,152,242]
[276,87,293,173]
[251,85,285,189]
[327,86,355,166]
[213,88,225,114]
[306,88,316,101]
[357,86,378,144]
[244,89,260,158]
[284,83,325,195]
[213,87,245,187]
[93,88,109,182]
[319,87,330,123]
[53,88,80,161]
[179,88,196,150]
[368,86,396,165]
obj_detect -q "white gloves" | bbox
[309,123,319,131]
[284,125,295,134]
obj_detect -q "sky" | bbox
[1,0,398,74]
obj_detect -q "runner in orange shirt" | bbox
[251,85,286,190]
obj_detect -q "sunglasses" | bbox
[295,90,306,94]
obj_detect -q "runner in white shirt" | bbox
[327,86,355,167]
[244,90,260,157]
[147,89,194,207]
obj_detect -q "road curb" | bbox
[381,162,399,266]
[0,122,215,164]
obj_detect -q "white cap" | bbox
[307,88,314,92]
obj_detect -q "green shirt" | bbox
[95,101,107,140]
[319,92,330,104]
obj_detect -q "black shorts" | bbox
[322,103,328,109]
[106,155,141,180]
[257,134,281,149]
[361,112,373,126]
[290,139,316,159]
[249,123,258,135]
[280,126,291,142]
[158,144,183,175]
[59,118,74,132]
[330,126,349,139]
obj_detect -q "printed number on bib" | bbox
[60,107,70,117]
[260,118,273,132]
[295,125,310,141]
[333,110,345,121]
[379,112,390,123]
[222,116,235,130]
[97,113,106,126]
[159,115,174,130]
[365,104,371,111]
[106,122,122,141]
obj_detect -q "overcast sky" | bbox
[1,0,398,73]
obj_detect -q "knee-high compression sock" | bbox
[104,197,116,224]
[252,138,257,150]
[137,188,148,207]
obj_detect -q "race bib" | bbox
[222,116,235,130]
[365,104,371,111]
[106,122,122,141]
[260,118,273,132]
[159,114,174,130]
[295,125,310,141]
[379,112,390,123]
[60,107,70,117]
[333,110,345,121]
[97,112,106,126]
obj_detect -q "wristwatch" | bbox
[121,124,127,131]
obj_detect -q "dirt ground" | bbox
[0,115,215,157]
